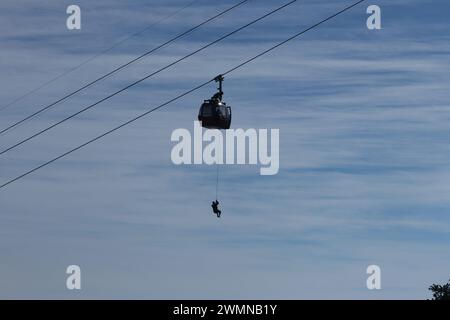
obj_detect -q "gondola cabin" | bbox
[198,100,231,130]
[198,74,232,130]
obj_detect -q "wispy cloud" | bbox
[1,0,450,299]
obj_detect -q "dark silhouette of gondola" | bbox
[198,75,231,130]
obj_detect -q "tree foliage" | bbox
[429,280,450,300]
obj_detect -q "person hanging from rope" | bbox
[211,200,222,218]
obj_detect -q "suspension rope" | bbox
[216,162,220,201]
[0,0,295,156]
[0,0,367,191]
[0,0,250,136]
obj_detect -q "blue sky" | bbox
[1,0,450,299]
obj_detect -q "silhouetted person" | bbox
[212,200,221,218]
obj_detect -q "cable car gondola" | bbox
[198,75,231,130]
